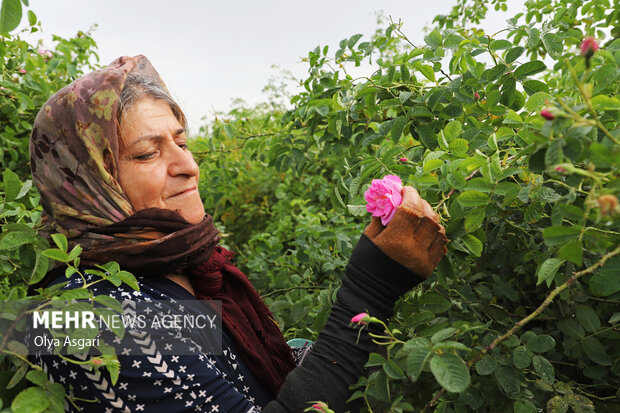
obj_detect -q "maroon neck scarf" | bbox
[30,55,295,395]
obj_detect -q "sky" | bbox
[21,0,525,134]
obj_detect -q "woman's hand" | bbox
[363,186,448,278]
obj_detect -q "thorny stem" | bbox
[424,243,620,410]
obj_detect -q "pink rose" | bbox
[37,48,53,59]
[18,69,27,74]
[351,312,369,324]
[312,404,326,412]
[580,37,599,57]
[364,175,403,225]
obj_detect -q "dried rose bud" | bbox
[597,194,619,216]
[540,109,554,120]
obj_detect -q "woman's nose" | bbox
[168,142,199,177]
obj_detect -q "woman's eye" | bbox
[178,143,188,150]
[134,152,156,160]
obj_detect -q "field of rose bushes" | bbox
[1,0,619,411]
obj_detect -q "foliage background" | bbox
[1,0,619,411]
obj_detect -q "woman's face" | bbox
[117,97,205,224]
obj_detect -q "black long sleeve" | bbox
[264,234,426,412]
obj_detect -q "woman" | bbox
[30,55,447,412]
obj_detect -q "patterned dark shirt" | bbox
[32,272,310,413]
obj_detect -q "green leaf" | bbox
[116,270,139,291]
[464,208,485,232]
[16,179,32,200]
[490,39,512,50]
[391,116,407,143]
[51,233,68,252]
[457,191,489,208]
[526,334,555,353]
[512,346,533,368]
[424,30,442,48]
[42,249,70,263]
[576,305,601,332]
[433,340,471,351]
[558,240,580,266]
[431,327,457,343]
[430,354,471,393]
[423,158,444,173]
[449,138,468,156]
[558,319,585,339]
[525,92,553,112]
[3,168,21,202]
[406,346,432,381]
[581,337,612,366]
[536,258,564,286]
[590,95,620,111]
[475,355,495,375]
[543,226,580,246]
[418,293,451,314]
[25,370,48,386]
[0,231,34,250]
[514,61,546,79]
[532,355,554,384]
[542,33,563,58]
[11,386,49,413]
[0,0,22,33]
[27,9,35,25]
[347,204,367,216]
[462,234,483,257]
[443,120,462,140]
[589,256,620,296]
[415,62,435,82]
[93,295,123,313]
[505,46,525,63]
[347,33,363,48]
[383,358,405,380]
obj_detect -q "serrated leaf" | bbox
[443,120,462,140]
[430,354,470,393]
[576,305,601,332]
[3,168,22,202]
[51,233,68,252]
[0,0,22,33]
[41,249,70,263]
[558,240,583,266]
[462,234,483,257]
[431,327,457,343]
[347,204,367,216]
[526,334,555,353]
[543,226,580,246]
[505,46,525,63]
[0,231,34,250]
[513,346,533,368]
[581,337,612,366]
[514,60,546,79]
[391,116,408,143]
[532,355,554,384]
[542,33,563,58]
[464,208,485,232]
[406,347,432,381]
[11,386,49,413]
[475,355,495,375]
[536,258,564,286]
[449,138,468,156]
[457,190,489,208]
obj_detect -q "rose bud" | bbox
[580,37,599,68]
[555,166,568,174]
[351,313,369,325]
[540,109,554,120]
[474,92,480,100]
[399,157,408,162]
